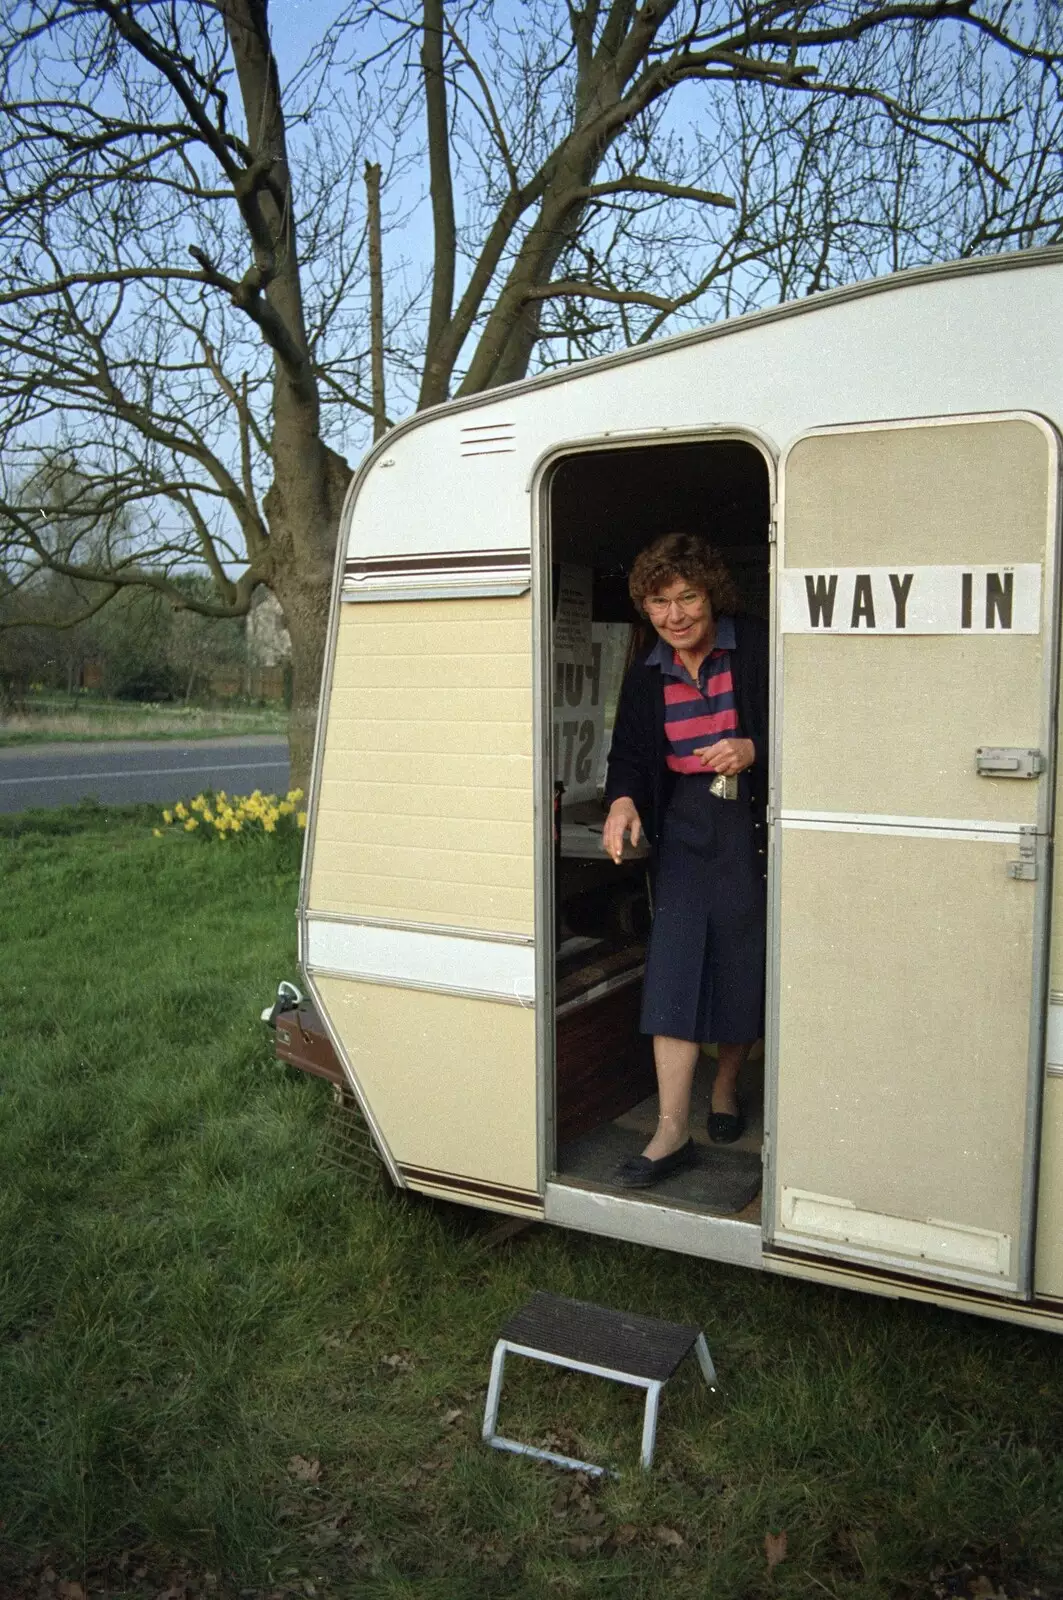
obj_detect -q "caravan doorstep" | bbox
[299,247,1063,1333]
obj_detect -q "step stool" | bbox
[482,1291,717,1474]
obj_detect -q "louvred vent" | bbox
[460,421,516,457]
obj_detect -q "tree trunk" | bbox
[273,566,334,798]
[265,443,352,794]
[223,0,353,792]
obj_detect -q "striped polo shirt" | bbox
[646,614,739,775]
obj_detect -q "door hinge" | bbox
[1007,825,1039,881]
[976,746,1045,779]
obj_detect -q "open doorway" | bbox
[547,436,772,1219]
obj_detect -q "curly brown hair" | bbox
[627,532,740,617]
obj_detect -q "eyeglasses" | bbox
[644,590,705,617]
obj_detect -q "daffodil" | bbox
[184,817,198,832]
[152,828,163,838]
[297,812,307,829]
[174,802,188,820]
[162,809,173,825]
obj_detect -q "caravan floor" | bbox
[556,1052,764,1221]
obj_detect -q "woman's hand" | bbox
[603,797,642,864]
[695,737,755,776]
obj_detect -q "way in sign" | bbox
[779,564,1042,635]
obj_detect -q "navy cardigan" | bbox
[603,613,770,862]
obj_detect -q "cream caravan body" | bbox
[302,247,1063,1333]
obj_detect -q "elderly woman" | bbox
[602,532,769,1188]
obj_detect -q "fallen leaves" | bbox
[397,1458,443,1490]
[29,1561,220,1600]
[563,1533,603,1556]
[765,1529,789,1573]
[286,1454,322,1484]
[379,1350,414,1374]
[466,1536,514,1569]
[559,1521,689,1559]
[549,1472,688,1560]
[551,1471,599,1521]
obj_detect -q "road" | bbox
[0,736,291,814]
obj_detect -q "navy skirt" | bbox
[640,772,766,1044]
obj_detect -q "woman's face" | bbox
[644,575,714,656]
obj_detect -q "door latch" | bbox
[976,747,1045,778]
[1007,826,1039,881]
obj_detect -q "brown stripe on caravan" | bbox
[400,1163,542,1213]
[765,1243,1063,1325]
[344,548,530,580]
[341,549,532,602]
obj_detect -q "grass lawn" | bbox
[0,693,287,745]
[2,806,1062,1600]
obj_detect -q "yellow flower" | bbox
[152,828,163,838]
[263,817,276,833]
[297,812,307,829]
[203,809,214,824]
[190,796,205,813]
[231,818,242,832]
[184,817,198,831]
[162,809,173,825]
[174,802,188,820]
[287,788,304,803]
[278,800,293,816]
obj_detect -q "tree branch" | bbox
[523,278,675,310]
[578,174,736,208]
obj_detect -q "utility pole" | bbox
[364,162,387,441]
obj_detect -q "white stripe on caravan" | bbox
[304,915,535,1006]
[780,809,1025,844]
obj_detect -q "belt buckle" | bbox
[709,773,738,801]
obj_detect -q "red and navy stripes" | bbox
[663,653,738,773]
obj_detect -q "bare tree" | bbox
[0,0,380,781]
[338,0,1061,396]
[0,1,1059,784]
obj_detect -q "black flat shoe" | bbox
[707,1109,745,1144]
[613,1139,697,1189]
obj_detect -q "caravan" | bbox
[297,246,1063,1333]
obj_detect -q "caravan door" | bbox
[769,413,1060,1297]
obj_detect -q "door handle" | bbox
[977,747,1045,778]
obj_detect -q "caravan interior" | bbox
[546,437,772,1217]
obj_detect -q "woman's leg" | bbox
[642,1034,700,1159]
[711,1041,753,1117]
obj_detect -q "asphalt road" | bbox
[0,736,291,814]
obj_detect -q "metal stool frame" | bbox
[482,1331,717,1474]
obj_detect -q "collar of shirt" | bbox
[646,613,736,681]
